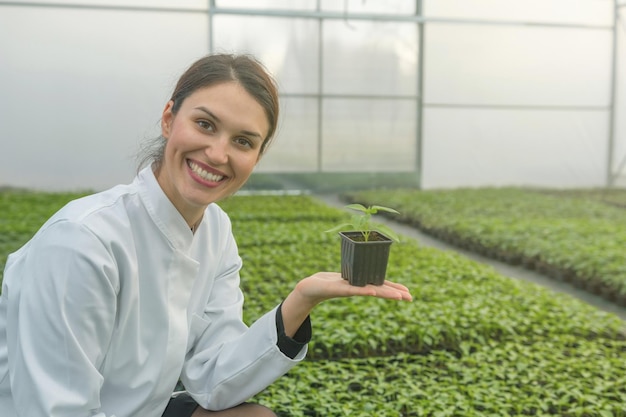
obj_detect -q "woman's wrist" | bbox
[280,288,317,338]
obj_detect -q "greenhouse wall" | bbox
[0,0,624,191]
[615,1,626,186]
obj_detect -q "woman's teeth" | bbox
[188,161,224,182]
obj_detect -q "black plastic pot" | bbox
[339,231,393,286]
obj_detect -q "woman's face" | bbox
[157,81,269,223]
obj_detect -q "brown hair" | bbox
[137,53,279,170]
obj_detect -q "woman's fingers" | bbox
[381,280,413,301]
[343,279,412,302]
[297,272,412,303]
[371,281,413,301]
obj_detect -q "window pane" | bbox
[422,108,608,188]
[323,20,418,96]
[215,0,316,10]
[256,98,319,172]
[322,98,416,172]
[321,0,416,15]
[0,6,207,190]
[213,16,320,94]
[425,24,611,106]
[424,0,612,26]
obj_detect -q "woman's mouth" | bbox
[187,160,225,182]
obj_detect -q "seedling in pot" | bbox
[325,204,401,243]
[326,204,400,286]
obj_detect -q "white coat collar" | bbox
[136,165,195,251]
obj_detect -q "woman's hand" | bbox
[281,272,412,337]
[294,271,412,305]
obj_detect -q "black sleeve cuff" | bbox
[275,302,312,359]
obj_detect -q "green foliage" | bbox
[221,194,626,416]
[0,190,89,284]
[325,203,401,242]
[258,339,626,416]
[345,187,626,303]
[219,194,343,222]
[1,190,625,416]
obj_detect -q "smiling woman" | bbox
[157,81,270,228]
[135,55,281,233]
[0,53,412,417]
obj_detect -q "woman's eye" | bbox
[197,120,214,131]
[235,137,253,148]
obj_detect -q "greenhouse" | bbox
[1,1,625,416]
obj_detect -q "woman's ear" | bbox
[161,100,175,138]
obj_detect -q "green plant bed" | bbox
[535,188,626,209]
[239,237,625,361]
[2,191,626,414]
[220,194,344,222]
[344,188,626,306]
[255,337,626,416]
[0,190,89,284]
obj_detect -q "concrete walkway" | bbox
[316,194,626,321]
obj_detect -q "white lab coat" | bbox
[0,166,305,417]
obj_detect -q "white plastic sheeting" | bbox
[0,0,623,190]
[0,4,208,190]
[423,22,613,188]
[615,2,626,186]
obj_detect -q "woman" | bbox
[0,53,412,417]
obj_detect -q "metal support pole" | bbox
[208,0,214,53]
[316,0,324,172]
[614,1,626,184]
[607,0,619,187]
[416,0,425,189]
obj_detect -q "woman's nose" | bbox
[205,135,229,165]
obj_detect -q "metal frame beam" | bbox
[0,1,203,14]
[0,1,612,30]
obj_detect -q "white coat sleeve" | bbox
[4,221,118,417]
[180,230,306,411]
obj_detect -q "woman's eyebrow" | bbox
[194,106,262,139]
[194,106,220,122]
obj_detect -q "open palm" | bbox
[294,272,412,305]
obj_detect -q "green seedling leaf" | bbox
[374,223,401,243]
[370,205,400,215]
[344,203,369,213]
[324,222,357,234]
[324,203,401,242]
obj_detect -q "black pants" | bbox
[162,392,200,417]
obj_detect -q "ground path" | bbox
[316,194,626,321]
